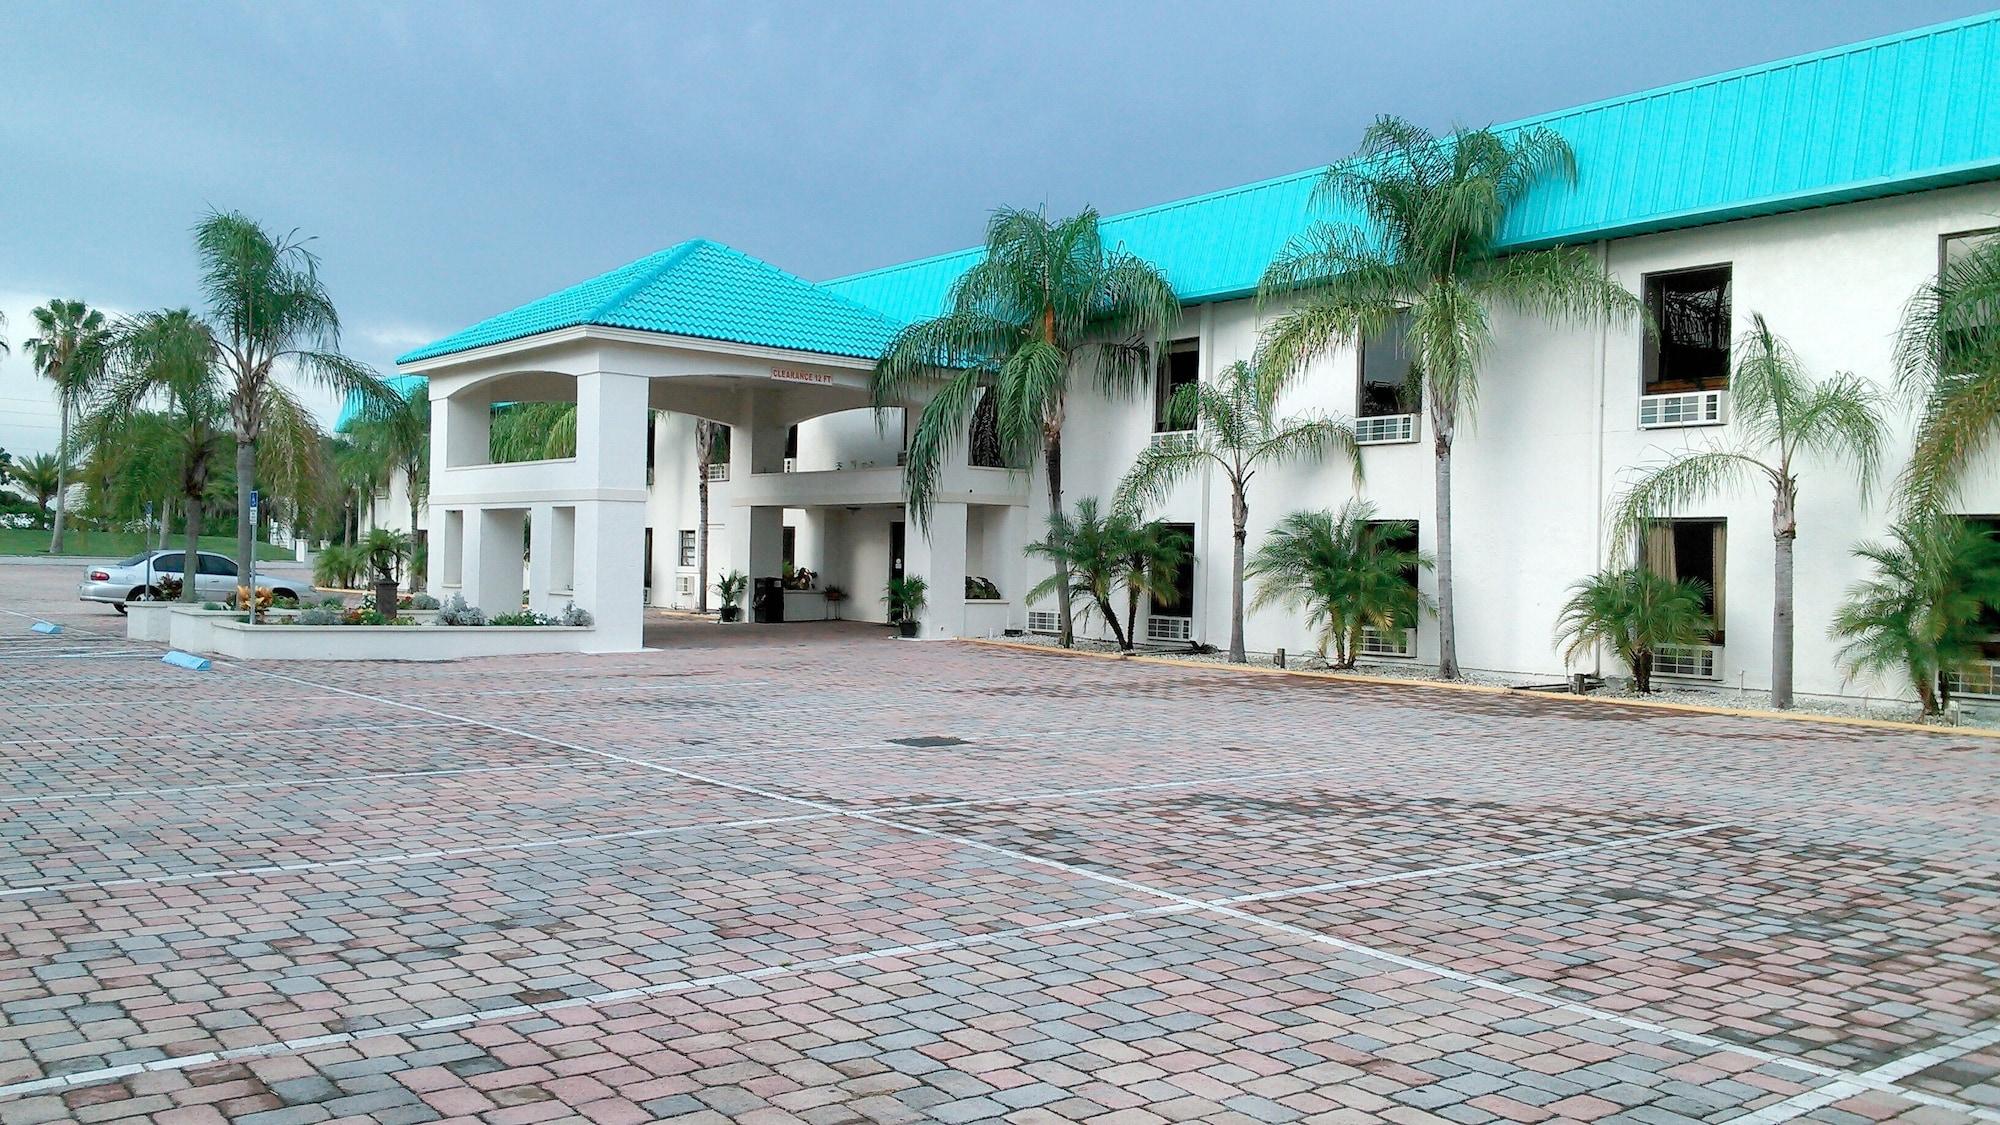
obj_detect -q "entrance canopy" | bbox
[400,238,1026,652]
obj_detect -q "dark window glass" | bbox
[1150,523,1196,616]
[1360,312,1418,418]
[643,528,654,590]
[645,413,657,477]
[678,530,697,568]
[1640,519,1725,643]
[782,526,797,569]
[969,390,1006,468]
[1155,341,1200,432]
[115,552,150,567]
[198,554,238,577]
[151,553,184,573]
[785,425,799,460]
[1644,266,1732,394]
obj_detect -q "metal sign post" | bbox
[246,490,259,620]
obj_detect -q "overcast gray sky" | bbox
[2,0,1990,454]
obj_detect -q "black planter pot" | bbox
[898,619,920,638]
[719,605,742,622]
[374,579,399,620]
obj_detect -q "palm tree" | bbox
[1553,568,1713,694]
[1246,501,1431,667]
[489,401,576,462]
[13,453,62,514]
[1831,518,2000,715]
[1116,518,1191,652]
[1894,234,2000,519]
[1611,315,1885,708]
[195,210,389,575]
[1259,118,1643,678]
[1115,358,1361,662]
[353,386,431,538]
[694,419,726,613]
[25,299,111,553]
[1027,498,1181,650]
[77,310,233,601]
[872,206,1180,646]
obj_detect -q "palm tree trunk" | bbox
[1098,593,1129,649]
[697,469,712,615]
[1771,482,1797,710]
[1433,418,1459,679]
[49,404,69,554]
[1046,436,1074,648]
[1123,576,1139,652]
[181,496,202,604]
[235,435,256,586]
[1229,486,1248,663]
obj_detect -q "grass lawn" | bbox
[0,528,294,561]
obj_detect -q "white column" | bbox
[437,386,490,468]
[527,503,555,614]
[907,501,967,639]
[574,371,650,651]
[431,509,464,599]
[463,507,524,616]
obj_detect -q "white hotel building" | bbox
[362,13,2000,702]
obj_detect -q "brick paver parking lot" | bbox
[0,562,1994,1123]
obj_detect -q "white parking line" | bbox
[0,811,838,899]
[0,759,604,804]
[233,665,1996,1119]
[1731,1022,2000,1124]
[0,719,434,748]
[2,694,355,710]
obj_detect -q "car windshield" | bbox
[113,553,150,567]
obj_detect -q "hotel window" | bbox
[782,526,797,569]
[1360,519,1420,655]
[1149,523,1196,618]
[1943,230,2000,353]
[1155,340,1200,432]
[1640,519,1726,644]
[1359,311,1419,417]
[1643,266,1732,394]
[678,530,696,568]
[645,413,657,483]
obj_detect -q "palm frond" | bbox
[1608,448,1769,548]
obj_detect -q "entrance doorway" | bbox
[889,520,906,594]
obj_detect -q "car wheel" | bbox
[272,588,296,602]
[112,602,127,616]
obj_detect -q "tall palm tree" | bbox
[13,452,62,514]
[1259,117,1643,678]
[1830,517,2000,715]
[1115,358,1361,662]
[694,419,725,613]
[1894,233,2000,519]
[353,385,431,537]
[1611,315,1885,708]
[195,210,389,573]
[25,299,110,553]
[78,311,224,600]
[872,206,1180,646]
[1247,501,1432,668]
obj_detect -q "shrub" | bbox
[489,610,558,626]
[271,594,299,610]
[1247,502,1432,667]
[342,607,387,625]
[1553,568,1711,694]
[437,594,485,626]
[1831,517,2000,714]
[315,544,362,588]
[201,601,224,610]
[296,607,342,625]
[318,595,344,608]
[559,602,592,627]
[409,593,440,610]
[152,575,184,601]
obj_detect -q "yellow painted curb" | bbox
[963,637,1998,742]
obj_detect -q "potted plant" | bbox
[362,528,414,620]
[714,570,748,622]
[885,575,928,638]
[822,584,845,621]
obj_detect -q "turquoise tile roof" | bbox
[823,11,2000,322]
[398,239,903,364]
[403,13,2000,366]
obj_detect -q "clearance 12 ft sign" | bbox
[769,367,834,385]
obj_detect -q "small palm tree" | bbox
[1894,233,2000,519]
[1831,518,2000,715]
[13,452,62,514]
[77,310,233,601]
[1246,501,1432,667]
[1553,568,1713,694]
[195,210,390,574]
[1611,314,1885,708]
[872,206,1180,646]
[1259,117,1644,678]
[1027,498,1177,650]
[25,299,110,553]
[1115,358,1360,662]
[1116,519,1191,651]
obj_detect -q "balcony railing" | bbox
[1355,413,1418,445]
[1146,615,1193,643]
[705,463,730,482]
[1358,625,1415,658]
[1653,643,1721,679]
[1945,660,2000,698]
[1150,430,1196,452]
[1639,390,1726,428]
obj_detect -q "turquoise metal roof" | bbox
[335,372,425,432]
[823,11,2000,322]
[398,239,903,364]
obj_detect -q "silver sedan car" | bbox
[79,550,313,613]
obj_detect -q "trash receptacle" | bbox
[753,577,785,623]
